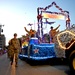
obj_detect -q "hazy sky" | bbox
[0,0,75,45]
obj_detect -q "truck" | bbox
[54,25,75,73]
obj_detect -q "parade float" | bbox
[19,2,75,72]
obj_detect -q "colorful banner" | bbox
[42,13,65,20]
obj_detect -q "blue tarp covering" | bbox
[30,43,56,58]
[19,43,56,60]
[29,37,39,45]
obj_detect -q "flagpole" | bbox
[34,20,35,30]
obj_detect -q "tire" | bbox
[69,52,75,73]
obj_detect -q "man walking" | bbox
[9,33,20,67]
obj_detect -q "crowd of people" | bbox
[24,25,60,43]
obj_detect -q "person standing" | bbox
[24,27,36,38]
[49,25,60,43]
[9,33,20,67]
[7,40,12,59]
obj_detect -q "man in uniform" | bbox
[7,40,12,58]
[9,33,20,67]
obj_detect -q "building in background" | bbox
[0,25,6,50]
[0,34,6,49]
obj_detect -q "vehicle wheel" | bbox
[69,52,75,73]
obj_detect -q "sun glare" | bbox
[0,9,29,45]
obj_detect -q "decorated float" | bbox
[19,2,75,72]
[19,1,70,60]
